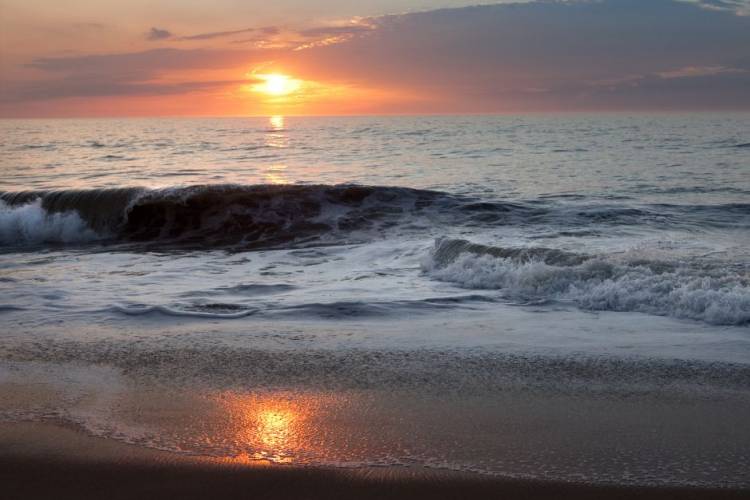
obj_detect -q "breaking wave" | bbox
[424,238,750,326]
[1,183,748,250]
[0,184,451,249]
[0,199,101,245]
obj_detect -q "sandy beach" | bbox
[2,421,748,500]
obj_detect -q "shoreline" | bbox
[2,421,748,500]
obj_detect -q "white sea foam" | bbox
[423,239,750,325]
[0,199,100,245]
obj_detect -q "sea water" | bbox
[1,114,749,485]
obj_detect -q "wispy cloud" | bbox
[0,77,247,102]
[27,48,276,76]
[656,65,747,78]
[293,21,376,51]
[685,0,750,15]
[590,65,747,88]
[146,26,282,42]
[5,47,280,104]
[178,27,258,41]
[298,24,374,38]
[146,27,173,41]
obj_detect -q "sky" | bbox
[0,0,749,117]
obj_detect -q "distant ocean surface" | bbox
[1,115,750,486]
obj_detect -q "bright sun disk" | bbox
[252,73,302,96]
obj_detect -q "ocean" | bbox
[1,114,749,486]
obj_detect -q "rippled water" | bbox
[2,115,749,201]
[1,114,749,486]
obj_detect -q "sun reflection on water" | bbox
[265,115,288,149]
[269,115,285,131]
[260,115,290,184]
[263,164,288,184]
[214,391,330,465]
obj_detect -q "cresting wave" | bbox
[424,239,750,326]
[0,199,100,245]
[2,183,749,249]
[0,184,451,248]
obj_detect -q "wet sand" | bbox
[1,422,747,500]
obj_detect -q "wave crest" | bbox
[2,184,748,250]
[0,199,101,245]
[0,184,445,249]
[424,238,750,325]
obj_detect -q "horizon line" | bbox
[3,109,750,120]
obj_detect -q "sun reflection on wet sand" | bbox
[215,391,329,465]
[255,409,295,461]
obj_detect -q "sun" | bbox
[252,73,302,96]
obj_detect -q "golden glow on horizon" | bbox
[26,70,420,118]
[251,73,302,97]
[241,69,374,113]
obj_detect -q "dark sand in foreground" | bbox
[1,422,748,500]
